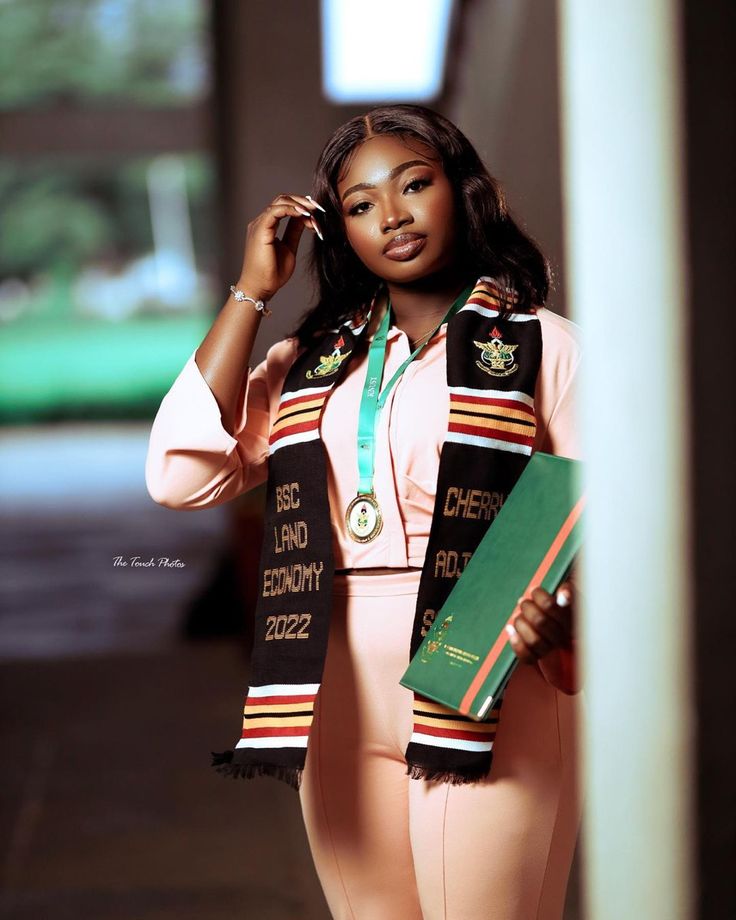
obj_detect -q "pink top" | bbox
[145,303,582,572]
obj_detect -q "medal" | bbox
[345,492,383,542]
[345,281,476,543]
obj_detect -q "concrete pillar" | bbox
[558,2,695,917]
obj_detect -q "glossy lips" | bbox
[382,233,427,261]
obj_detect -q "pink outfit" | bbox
[301,568,582,920]
[145,305,581,568]
[145,302,584,920]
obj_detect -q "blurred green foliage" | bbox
[0,0,209,109]
[0,0,218,421]
[0,154,216,277]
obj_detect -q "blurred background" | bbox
[0,1,733,919]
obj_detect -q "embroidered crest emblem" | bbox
[473,325,519,377]
[306,334,353,379]
[421,614,454,663]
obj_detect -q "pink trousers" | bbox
[298,569,584,920]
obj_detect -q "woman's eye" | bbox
[404,179,429,192]
[346,178,430,216]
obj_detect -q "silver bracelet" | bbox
[229,284,272,317]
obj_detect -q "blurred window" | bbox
[321,0,454,103]
[0,0,216,423]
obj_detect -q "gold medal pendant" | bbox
[345,493,383,543]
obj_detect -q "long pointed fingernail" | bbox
[312,220,323,241]
[306,195,327,213]
[296,207,311,217]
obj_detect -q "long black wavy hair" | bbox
[288,104,551,347]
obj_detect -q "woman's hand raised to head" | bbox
[240,193,325,301]
[505,582,576,665]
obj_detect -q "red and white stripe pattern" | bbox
[410,695,498,753]
[460,279,538,321]
[236,682,319,750]
[268,385,332,455]
[447,386,536,455]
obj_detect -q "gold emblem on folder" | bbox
[420,614,454,663]
[306,334,352,379]
[473,326,519,377]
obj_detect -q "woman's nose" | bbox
[381,202,413,234]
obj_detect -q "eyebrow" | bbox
[340,159,434,203]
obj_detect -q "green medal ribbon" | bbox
[355,282,475,496]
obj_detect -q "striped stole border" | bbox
[462,282,538,322]
[267,282,524,457]
[236,683,319,750]
[267,313,368,457]
[447,387,536,455]
[409,695,499,753]
[268,384,332,455]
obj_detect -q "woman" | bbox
[146,104,583,920]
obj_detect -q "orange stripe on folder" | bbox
[458,493,586,716]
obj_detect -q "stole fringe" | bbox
[405,763,492,786]
[211,751,490,789]
[210,750,302,791]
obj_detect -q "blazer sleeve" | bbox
[145,337,300,510]
[534,309,583,462]
[532,309,584,694]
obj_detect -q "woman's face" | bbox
[335,134,461,284]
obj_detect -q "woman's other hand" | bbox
[505,582,576,666]
[240,193,325,301]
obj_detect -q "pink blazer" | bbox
[145,305,582,570]
[145,305,583,692]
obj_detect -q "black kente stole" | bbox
[212,276,542,790]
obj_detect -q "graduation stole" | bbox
[212,276,542,790]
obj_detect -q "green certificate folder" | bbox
[400,452,584,721]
